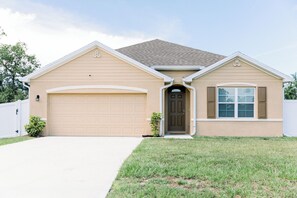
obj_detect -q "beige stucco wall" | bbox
[191,58,283,136]
[30,48,164,135]
[29,49,283,137]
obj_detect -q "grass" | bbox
[108,137,297,198]
[0,136,33,147]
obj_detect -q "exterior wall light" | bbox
[36,95,40,102]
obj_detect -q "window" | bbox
[237,88,254,118]
[171,89,181,93]
[218,87,255,118]
[218,88,235,117]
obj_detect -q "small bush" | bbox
[150,112,162,137]
[25,116,46,137]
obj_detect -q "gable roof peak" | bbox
[21,40,172,82]
[184,51,293,82]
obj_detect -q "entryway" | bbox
[165,85,190,135]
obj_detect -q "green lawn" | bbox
[0,136,33,146]
[108,137,297,198]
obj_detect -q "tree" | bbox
[0,42,40,103]
[284,73,297,100]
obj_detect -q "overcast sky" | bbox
[0,0,296,75]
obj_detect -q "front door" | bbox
[168,87,186,132]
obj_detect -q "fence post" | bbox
[15,100,21,136]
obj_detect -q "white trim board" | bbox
[151,65,205,71]
[184,52,293,83]
[46,85,148,93]
[21,41,172,83]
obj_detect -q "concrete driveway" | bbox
[0,137,142,198]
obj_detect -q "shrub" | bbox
[25,116,46,137]
[150,112,162,137]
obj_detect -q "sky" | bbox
[0,0,296,75]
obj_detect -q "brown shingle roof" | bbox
[116,39,225,67]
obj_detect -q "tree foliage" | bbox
[284,73,297,100]
[0,42,40,103]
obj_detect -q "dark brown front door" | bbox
[168,87,186,132]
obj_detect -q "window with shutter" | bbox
[217,87,255,118]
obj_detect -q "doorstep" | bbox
[164,135,193,139]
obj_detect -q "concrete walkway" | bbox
[0,137,142,198]
[164,134,193,139]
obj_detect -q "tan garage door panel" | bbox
[48,94,147,136]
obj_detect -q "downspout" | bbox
[22,81,30,100]
[159,80,173,136]
[182,81,197,136]
[282,81,287,136]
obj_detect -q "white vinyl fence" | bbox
[283,100,297,137]
[0,100,29,138]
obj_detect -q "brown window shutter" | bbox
[207,87,216,118]
[258,87,267,119]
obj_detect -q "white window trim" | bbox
[217,87,255,119]
[216,82,257,87]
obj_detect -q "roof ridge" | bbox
[116,39,226,67]
[117,39,160,50]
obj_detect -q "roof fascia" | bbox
[151,65,205,71]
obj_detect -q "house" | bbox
[21,39,292,137]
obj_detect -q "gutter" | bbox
[182,81,197,136]
[152,65,205,71]
[22,82,30,89]
[159,80,173,136]
[19,76,30,89]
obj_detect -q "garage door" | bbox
[48,94,147,136]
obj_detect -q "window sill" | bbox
[195,118,282,122]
